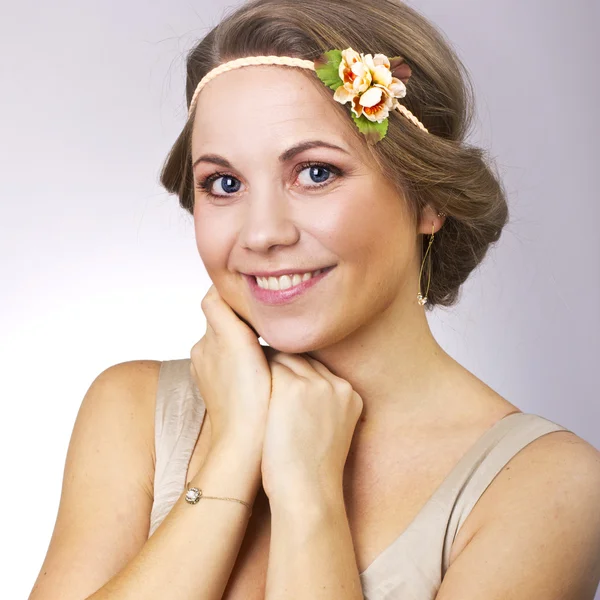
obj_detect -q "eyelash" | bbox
[195,161,343,198]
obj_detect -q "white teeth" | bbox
[270,275,289,290]
[255,268,328,291]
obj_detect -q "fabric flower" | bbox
[330,49,408,123]
[314,47,418,143]
[364,53,407,98]
[333,48,372,103]
[353,85,397,122]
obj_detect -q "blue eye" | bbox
[299,164,331,185]
[195,161,342,198]
[294,161,343,188]
[194,171,243,197]
[214,175,241,194]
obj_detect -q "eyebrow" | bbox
[191,139,351,170]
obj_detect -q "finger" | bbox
[235,311,261,338]
[270,352,315,380]
[269,359,297,383]
[303,355,343,386]
[201,284,252,338]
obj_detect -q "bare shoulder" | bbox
[481,427,599,514]
[462,426,600,540]
[95,359,163,478]
[440,426,600,599]
[509,428,600,517]
[28,359,163,600]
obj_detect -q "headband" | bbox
[187,47,428,144]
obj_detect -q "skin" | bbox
[190,64,487,438]
[188,64,517,596]
[188,65,600,599]
[25,63,600,600]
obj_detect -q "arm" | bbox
[28,360,263,600]
[263,431,600,600]
[265,483,364,600]
[88,443,262,600]
[436,431,600,600]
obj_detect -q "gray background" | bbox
[1,0,598,597]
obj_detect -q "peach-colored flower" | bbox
[363,53,407,99]
[332,49,409,123]
[353,85,397,122]
[333,48,372,105]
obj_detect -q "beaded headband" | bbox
[187,48,428,144]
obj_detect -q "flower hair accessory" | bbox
[314,47,427,143]
[187,48,428,144]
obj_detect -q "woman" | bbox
[29,0,600,599]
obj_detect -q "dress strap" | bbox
[441,412,569,572]
[149,359,205,537]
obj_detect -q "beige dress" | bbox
[149,358,569,600]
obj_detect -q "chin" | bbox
[256,316,354,354]
[258,334,316,355]
[257,325,328,355]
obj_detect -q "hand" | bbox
[189,285,275,455]
[260,352,364,502]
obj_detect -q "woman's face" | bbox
[191,65,418,353]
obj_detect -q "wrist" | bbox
[192,440,263,489]
[268,476,345,515]
[210,432,264,462]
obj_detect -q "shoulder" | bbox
[27,360,165,599]
[91,359,163,479]
[96,358,163,388]
[94,359,163,410]
[505,428,600,514]
[486,427,600,510]
[456,425,600,557]
[439,428,600,599]
[93,360,163,432]
[466,427,600,539]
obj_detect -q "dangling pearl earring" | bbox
[417,211,445,306]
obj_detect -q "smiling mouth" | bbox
[251,265,336,291]
[243,265,337,305]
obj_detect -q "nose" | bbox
[238,191,300,253]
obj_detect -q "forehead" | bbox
[191,65,357,156]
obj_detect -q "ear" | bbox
[417,204,445,236]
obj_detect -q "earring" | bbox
[417,211,444,306]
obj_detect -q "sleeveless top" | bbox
[148,358,570,600]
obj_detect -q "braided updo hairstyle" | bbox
[160,0,509,310]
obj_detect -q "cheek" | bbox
[193,213,233,272]
[323,189,405,262]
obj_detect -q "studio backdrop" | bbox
[1,1,598,598]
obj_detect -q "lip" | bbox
[244,265,336,306]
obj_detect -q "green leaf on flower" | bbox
[350,113,389,144]
[314,49,343,90]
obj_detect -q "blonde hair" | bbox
[160,0,509,310]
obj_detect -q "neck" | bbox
[305,288,456,434]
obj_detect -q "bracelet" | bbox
[185,481,253,516]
